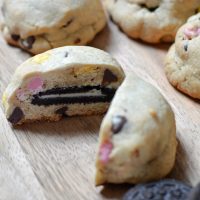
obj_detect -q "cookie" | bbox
[165,13,200,99]
[1,0,106,54]
[2,46,125,125]
[95,74,177,185]
[104,0,200,43]
[122,179,192,200]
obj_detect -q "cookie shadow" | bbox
[89,24,111,51]
[167,138,191,185]
[14,115,104,137]
[99,183,132,199]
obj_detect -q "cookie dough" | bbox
[95,74,177,185]
[1,0,106,54]
[165,13,200,99]
[104,0,200,43]
[2,46,125,125]
[122,179,192,200]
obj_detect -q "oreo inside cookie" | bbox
[123,179,192,200]
[31,85,116,106]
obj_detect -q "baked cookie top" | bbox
[104,0,200,43]
[165,13,200,99]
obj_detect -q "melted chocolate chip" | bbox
[102,69,118,86]
[11,34,20,41]
[74,38,81,44]
[139,4,158,12]
[55,106,68,116]
[21,36,35,49]
[112,116,127,134]
[123,179,191,200]
[62,19,73,28]
[184,42,189,51]
[8,107,24,125]
[188,183,200,200]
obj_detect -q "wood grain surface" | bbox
[0,4,200,200]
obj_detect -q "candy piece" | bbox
[8,107,24,125]
[183,27,200,39]
[122,179,192,200]
[16,89,27,101]
[99,141,113,164]
[27,77,43,93]
[112,115,127,134]
[102,69,118,86]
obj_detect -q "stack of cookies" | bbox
[1,0,200,199]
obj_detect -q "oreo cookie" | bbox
[188,182,200,200]
[123,179,192,200]
[31,85,116,106]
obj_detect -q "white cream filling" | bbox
[39,89,106,99]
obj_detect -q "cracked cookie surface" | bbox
[104,0,200,43]
[165,13,200,99]
[1,0,106,54]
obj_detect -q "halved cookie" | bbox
[2,46,125,125]
[95,74,177,185]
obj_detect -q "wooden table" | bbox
[0,10,200,200]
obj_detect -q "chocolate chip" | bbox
[123,179,192,200]
[188,182,200,200]
[102,69,118,86]
[55,107,68,116]
[62,19,73,28]
[74,38,81,44]
[8,107,24,125]
[139,4,158,12]
[184,42,189,51]
[112,116,127,134]
[21,36,35,49]
[11,34,20,41]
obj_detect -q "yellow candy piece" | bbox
[32,53,50,64]
[2,92,7,107]
[74,65,98,76]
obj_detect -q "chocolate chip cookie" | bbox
[104,0,200,43]
[2,46,125,125]
[95,74,177,185]
[1,0,106,54]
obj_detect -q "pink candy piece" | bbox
[16,89,27,101]
[99,141,113,164]
[184,27,200,39]
[27,77,43,93]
